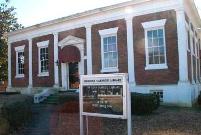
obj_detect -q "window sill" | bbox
[145,64,168,70]
[38,72,49,77]
[101,68,119,73]
[15,74,25,78]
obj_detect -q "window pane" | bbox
[108,37,112,44]
[108,44,114,51]
[153,47,159,56]
[104,44,107,52]
[111,36,116,44]
[148,38,153,47]
[158,29,163,37]
[158,38,164,46]
[148,31,152,38]
[160,56,165,63]
[153,30,157,38]
[103,38,107,45]
[154,56,160,64]
[159,46,165,55]
[149,56,154,64]
[153,38,158,46]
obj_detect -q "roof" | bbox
[7,0,201,37]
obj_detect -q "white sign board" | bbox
[79,73,132,135]
[80,74,128,119]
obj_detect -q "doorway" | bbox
[68,62,79,90]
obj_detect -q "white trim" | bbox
[38,72,49,77]
[8,0,182,43]
[145,64,168,70]
[53,33,59,87]
[15,45,25,52]
[28,38,33,89]
[15,50,25,78]
[85,24,93,75]
[15,74,25,78]
[142,19,168,70]
[99,27,119,72]
[99,27,118,36]
[101,68,119,73]
[142,19,167,29]
[125,16,136,84]
[37,45,49,77]
[15,45,25,78]
[37,40,49,48]
[176,9,189,83]
[58,35,85,48]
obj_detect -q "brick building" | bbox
[6,0,201,106]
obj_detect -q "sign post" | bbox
[79,73,132,135]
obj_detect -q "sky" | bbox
[1,0,201,27]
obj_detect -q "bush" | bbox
[59,94,79,104]
[198,92,201,106]
[1,96,33,130]
[0,117,9,135]
[131,92,160,115]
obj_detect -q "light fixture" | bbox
[55,60,59,66]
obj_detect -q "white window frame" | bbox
[99,27,119,73]
[15,45,25,78]
[142,19,168,70]
[37,40,49,77]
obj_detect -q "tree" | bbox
[0,0,23,81]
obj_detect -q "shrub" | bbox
[0,117,9,135]
[198,92,201,106]
[59,94,79,104]
[1,96,33,130]
[131,92,160,115]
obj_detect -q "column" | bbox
[125,16,136,85]
[28,38,33,89]
[7,41,12,89]
[53,33,59,87]
[85,24,92,74]
[176,9,189,83]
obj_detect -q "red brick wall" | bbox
[11,40,29,87]
[32,34,54,87]
[133,10,179,85]
[91,19,128,74]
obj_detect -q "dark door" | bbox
[68,62,79,89]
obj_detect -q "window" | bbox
[150,90,163,102]
[40,48,48,73]
[142,19,167,70]
[15,45,25,78]
[37,41,49,76]
[99,27,118,73]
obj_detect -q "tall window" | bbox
[103,36,117,68]
[17,52,25,75]
[142,19,167,70]
[99,27,119,73]
[40,47,48,73]
[37,40,49,76]
[147,29,165,65]
[15,45,25,78]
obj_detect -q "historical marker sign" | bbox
[80,74,128,119]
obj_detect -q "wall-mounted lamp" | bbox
[198,28,201,31]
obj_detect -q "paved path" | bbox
[12,104,103,135]
[12,104,57,135]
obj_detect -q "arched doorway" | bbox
[58,35,85,90]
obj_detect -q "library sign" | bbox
[79,74,128,119]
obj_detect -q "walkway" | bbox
[12,103,103,135]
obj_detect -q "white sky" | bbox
[2,0,201,27]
